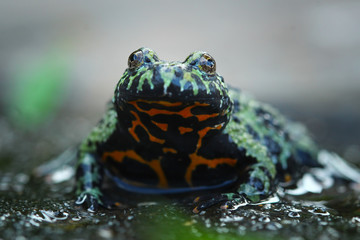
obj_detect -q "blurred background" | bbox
[1,0,360,172]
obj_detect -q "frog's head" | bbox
[114,48,232,143]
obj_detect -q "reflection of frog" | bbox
[75,47,321,212]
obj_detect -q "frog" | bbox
[75,47,321,213]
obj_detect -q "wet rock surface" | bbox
[1,182,360,240]
[0,110,359,240]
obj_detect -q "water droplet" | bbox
[50,166,74,183]
[15,173,29,184]
[72,216,81,221]
[137,202,158,207]
[289,207,302,212]
[204,219,211,228]
[308,207,330,216]
[319,221,328,226]
[97,228,114,239]
[216,227,230,233]
[258,216,270,223]
[220,215,244,222]
[351,217,360,225]
[266,222,282,231]
[288,211,301,218]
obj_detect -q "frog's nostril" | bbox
[144,56,151,63]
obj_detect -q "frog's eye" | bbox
[199,53,216,74]
[128,50,144,69]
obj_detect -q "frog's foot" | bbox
[193,193,248,213]
[75,190,109,212]
[219,195,249,210]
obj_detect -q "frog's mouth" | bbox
[116,79,232,118]
[116,85,226,105]
[125,98,225,124]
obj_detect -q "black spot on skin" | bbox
[98,118,105,125]
[191,73,200,81]
[295,149,321,167]
[255,107,268,116]
[233,116,241,123]
[259,166,273,180]
[246,124,260,140]
[130,70,138,77]
[262,135,281,156]
[174,66,183,78]
[144,56,151,63]
[76,163,96,179]
[83,180,94,189]
[283,131,290,141]
[181,81,193,94]
[232,99,241,113]
[265,118,281,131]
[255,107,283,131]
[189,60,197,66]
[250,177,264,191]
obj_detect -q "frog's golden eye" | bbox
[128,50,144,69]
[199,53,216,74]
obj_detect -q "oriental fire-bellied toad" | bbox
[75,47,321,212]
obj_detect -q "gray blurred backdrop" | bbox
[1,1,359,158]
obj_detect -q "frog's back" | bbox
[225,86,320,184]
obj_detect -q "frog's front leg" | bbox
[194,117,276,212]
[75,152,105,212]
[193,120,277,213]
[74,107,118,212]
[193,162,276,213]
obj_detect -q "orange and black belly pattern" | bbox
[100,99,244,192]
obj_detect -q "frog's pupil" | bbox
[132,53,140,61]
[207,59,214,68]
[128,51,143,69]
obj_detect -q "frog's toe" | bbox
[220,195,248,210]
[193,193,249,213]
[193,193,230,213]
[75,193,100,212]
